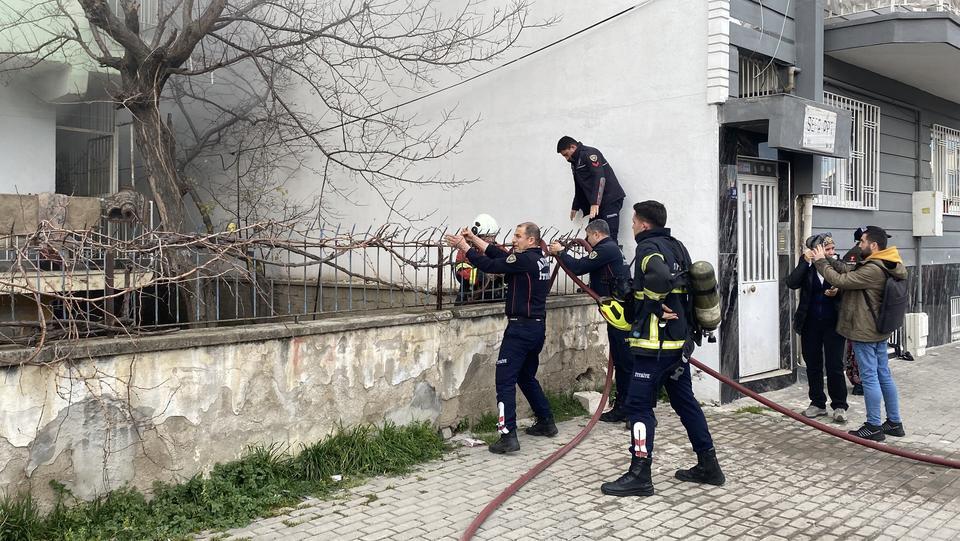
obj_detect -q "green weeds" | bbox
[0,422,443,541]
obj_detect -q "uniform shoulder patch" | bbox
[588,251,598,259]
[506,254,517,263]
[589,154,599,163]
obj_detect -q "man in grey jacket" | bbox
[810,226,906,441]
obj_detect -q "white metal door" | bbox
[738,173,780,377]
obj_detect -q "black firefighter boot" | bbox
[525,417,558,437]
[599,402,626,423]
[600,456,654,497]
[488,430,520,454]
[675,448,725,486]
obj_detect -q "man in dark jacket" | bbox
[557,136,627,242]
[786,233,848,423]
[445,222,556,455]
[599,201,724,498]
[548,219,632,422]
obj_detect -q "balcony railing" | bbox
[826,0,960,17]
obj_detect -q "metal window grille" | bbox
[815,92,880,210]
[932,125,960,215]
[951,296,960,342]
[738,177,778,282]
[738,55,779,99]
[55,102,117,197]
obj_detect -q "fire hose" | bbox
[461,241,960,541]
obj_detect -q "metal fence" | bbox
[0,219,593,349]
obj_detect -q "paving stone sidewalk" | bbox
[200,343,960,540]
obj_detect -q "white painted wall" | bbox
[283,0,725,401]
[0,82,56,194]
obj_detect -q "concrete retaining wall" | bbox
[0,297,606,504]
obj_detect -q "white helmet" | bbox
[471,213,499,236]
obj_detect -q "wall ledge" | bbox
[0,295,597,366]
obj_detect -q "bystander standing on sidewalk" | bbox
[786,233,848,423]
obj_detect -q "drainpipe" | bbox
[915,109,924,313]
[800,194,814,254]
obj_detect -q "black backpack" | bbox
[862,261,908,335]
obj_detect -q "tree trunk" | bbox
[131,101,188,233]
[130,101,197,322]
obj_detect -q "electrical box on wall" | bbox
[912,191,943,237]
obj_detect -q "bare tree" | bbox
[0,0,541,235]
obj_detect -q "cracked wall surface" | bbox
[0,299,606,504]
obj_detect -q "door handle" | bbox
[749,285,757,293]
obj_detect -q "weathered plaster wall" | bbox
[0,297,606,504]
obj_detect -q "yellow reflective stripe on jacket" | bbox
[633,288,688,300]
[626,314,685,350]
[642,288,666,300]
[454,262,473,271]
[640,253,664,273]
[470,267,478,285]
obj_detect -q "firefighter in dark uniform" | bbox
[548,219,633,422]
[600,201,725,497]
[557,136,627,242]
[444,222,556,454]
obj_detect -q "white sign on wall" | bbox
[802,106,837,154]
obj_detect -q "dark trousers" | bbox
[801,317,848,410]
[589,198,623,243]
[621,353,714,459]
[495,319,553,432]
[607,325,632,408]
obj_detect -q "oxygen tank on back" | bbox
[689,261,721,340]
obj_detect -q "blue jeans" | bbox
[851,341,902,426]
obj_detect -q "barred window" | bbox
[932,124,960,216]
[815,92,880,210]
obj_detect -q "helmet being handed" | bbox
[471,214,499,236]
[598,298,632,331]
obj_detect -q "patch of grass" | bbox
[735,405,770,415]
[546,391,588,422]
[469,412,499,433]
[0,422,443,541]
[362,494,378,505]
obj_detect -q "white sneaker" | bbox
[833,408,848,423]
[802,405,827,418]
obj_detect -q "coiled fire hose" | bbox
[461,241,960,541]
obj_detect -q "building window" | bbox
[814,92,880,210]
[738,55,779,99]
[932,124,960,216]
[952,296,960,343]
[55,102,117,197]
